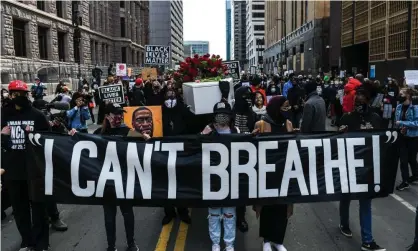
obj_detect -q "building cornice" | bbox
[3,0,145,50]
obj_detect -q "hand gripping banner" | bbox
[25,130,400,207]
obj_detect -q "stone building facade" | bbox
[1,0,149,85]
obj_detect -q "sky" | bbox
[183,0,227,59]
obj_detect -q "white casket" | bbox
[182,78,235,115]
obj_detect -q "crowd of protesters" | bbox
[1,67,418,251]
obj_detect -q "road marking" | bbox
[390,193,416,213]
[154,220,174,251]
[173,209,192,251]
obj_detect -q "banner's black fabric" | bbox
[25,130,400,207]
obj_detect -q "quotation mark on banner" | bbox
[28,133,42,146]
[384,131,398,144]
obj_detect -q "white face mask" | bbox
[165,99,177,108]
[3,93,9,98]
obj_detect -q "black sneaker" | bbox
[237,218,248,233]
[106,248,117,251]
[127,242,139,251]
[408,176,418,184]
[51,219,68,231]
[339,224,352,238]
[361,241,386,251]
[396,182,410,191]
[179,213,192,225]
[408,242,418,251]
[161,215,174,226]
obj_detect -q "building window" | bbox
[38,26,48,60]
[56,1,63,18]
[57,31,66,62]
[73,39,80,63]
[252,4,264,10]
[252,12,264,18]
[300,43,304,53]
[131,50,135,64]
[13,19,27,57]
[254,25,264,31]
[137,51,140,65]
[90,40,94,63]
[37,1,45,11]
[120,1,125,8]
[121,47,127,63]
[120,17,125,37]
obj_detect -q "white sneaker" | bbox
[225,246,234,251]
[19,248,30,251]
[263,242,273,251]
[272,244,287,251]
[212,244,221,251]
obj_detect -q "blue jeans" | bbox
[339,198,373,244]
[208,207,236,247]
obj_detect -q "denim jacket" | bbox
[395,103,418,137]
[66,106,91,130]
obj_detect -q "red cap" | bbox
[135,78,143,85]
[8,80,29,92]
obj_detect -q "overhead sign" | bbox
[145,45,171,65]
[223,61,241,80]
[98,84,124,104]
[25,130,399,206]
[116,63,127,76]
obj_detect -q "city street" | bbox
[1,117,417,251]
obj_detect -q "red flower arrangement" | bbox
[173,54,229,83]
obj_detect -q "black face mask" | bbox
[354,104,368,114]
[12,96,31,108]
[398,96,407,103]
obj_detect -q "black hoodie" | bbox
[233,86,257,133]
[1,102,50,180]
[162,101,192,136]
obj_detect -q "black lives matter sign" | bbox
[223,61,241,80]
[98,84,124,104]
[145,45,171,65]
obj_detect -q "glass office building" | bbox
[183,41,209,56]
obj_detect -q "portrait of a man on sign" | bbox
[123,106,163,137]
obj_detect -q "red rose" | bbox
[224,71,229,75]
[183,75,192,82]
[192,57,200,65]
[185,57,192,63]
[211,54,216,58]
[194,54,199,59]
[189,68,198,77]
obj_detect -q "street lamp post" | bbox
[276,18,286,72]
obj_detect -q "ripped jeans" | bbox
[208,207,236,248]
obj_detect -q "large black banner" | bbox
[26,130,400,207]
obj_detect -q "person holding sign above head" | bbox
[338,88,386,251]
[252,96,294,251]
[91,103,140,251]
[201,101,240,251]
[66,92,91,133]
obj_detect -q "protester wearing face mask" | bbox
[266,75,281,97]
[91,103,139,251]
[81,84,96,124]
[286,75,305,128]
[380,86,397,128]
[300,80,326,133]
[66,92,91,133]
[338,89,385,251]
[252,96,294,251]
[1,88,11,108]
[1,80,51,251]
[161,89,193,226]
[282,73,295,98]
[201,101,239,251]
[250,75,267,105]
[233,86,257,135]
[394,88,418,191]
[144,80,165,106]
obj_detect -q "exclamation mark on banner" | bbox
[372,135,380,192]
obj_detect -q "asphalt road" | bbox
[1,110,417,251]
